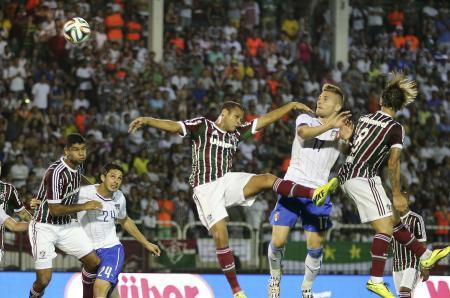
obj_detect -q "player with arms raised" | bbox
[129,101,338,298]
[28,133,102,298]
[267,84,352,298]
[77,163,161,298]
[338,72,449,297]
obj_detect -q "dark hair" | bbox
[101,163,124,176]
[220,101,244,113]
[381,72,417,111]
[66,133,86,147]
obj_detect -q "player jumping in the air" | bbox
[77,163,161,298]
[268,84,353,298]
[337,72,450,298]
[129,101,338,298]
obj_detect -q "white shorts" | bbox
[340,176,393,223]
[393,268,421,295]
[29,220,94,269]
[193,172,256,230]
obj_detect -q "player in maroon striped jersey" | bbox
[28,134,102,298]
[129,101,339,298]
[337,72,449,297]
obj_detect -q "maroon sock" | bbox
[370,233,391,277]
[393,222,426,257]
[272,178,315,198]
[29,284,44,298]
[216,247,241,294]
[82,267,96,298]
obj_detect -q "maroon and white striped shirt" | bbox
[392,211,426,271]
[178,117,257,188]
[33,157,82,225]
[339,111,404,183]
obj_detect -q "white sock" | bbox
[419,249,432,260]
[268,242,284,276]
[302,254,322,290]
[370,276,384,284]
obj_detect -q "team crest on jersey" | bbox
[330,130,338,140]
[274,212,280,222]
[115,204,120,210]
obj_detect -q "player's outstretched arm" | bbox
[388,148,407,213]
[119,216,161,256]
[4,218,29,232]
[48,201,102,217]
[128,117,183,134]
[16,209,33,222]
[298,111,351,140]
[255,102,312,131]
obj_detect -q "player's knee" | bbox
[307,247,323,259]
[270,238,286,249]
[37,275,52,288]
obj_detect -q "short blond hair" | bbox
[322,83,344,102]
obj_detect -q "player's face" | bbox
[102,169,123,192]
[64,143,87,165]
[316,91,342,117]
[222,107,244,132]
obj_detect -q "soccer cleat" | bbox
[302,288,314,298]
[366,280,395,298]
[233,291,247,298]
[312,177,339,206]
[420,246,450,269]
[268,274,281,298]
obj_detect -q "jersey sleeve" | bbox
[117,192,127,219]
[178,117,206,138]
[414,216,427,242]
[388,123,404,149]
[295,113,313,128]
[0,208,10,226]
[8,184,25,213]
[44,169,65,204]
[237,119,258,141]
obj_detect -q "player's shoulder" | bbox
[296,113,316,125]
[113,190,126,203]
[408,211,425,222]
[0,180,16,190]
[184,116,206,125]
[79,184,97,197]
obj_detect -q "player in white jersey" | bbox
[78,163,160,298]
[268,84,353,298]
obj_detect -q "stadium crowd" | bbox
[0,0,448,241]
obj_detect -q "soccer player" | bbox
[392,201,429,298]
[337,72,450,297]
[129,101,338,298]
[28,133,103,298]
[267,84,353,298]
[77,163,161,298]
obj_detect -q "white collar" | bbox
[60,157,78,173]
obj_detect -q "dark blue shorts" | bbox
[96,244,124,285]
[269,195,332,232]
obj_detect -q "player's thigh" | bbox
[242,173,276,197]
[305,230,327,249]
[29,221,58,269]
[271,225,291,248]
[57,222,94,260]
[269,195,302,245]
[94,279,112,298]
[96,245,125,286]
[341,177,393,223]
[193,179,228,230]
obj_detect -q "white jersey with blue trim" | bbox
[284,113,340,188]
[77,185,127,250]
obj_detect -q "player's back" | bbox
[34,158,81,225]
[339,111,404,183]
[78,185,126,249]
[392,211,426,271]
[285,114,340,188]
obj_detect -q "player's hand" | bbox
[128,117,149,134]
[393,193,408,213]
[146,242,161,256]
[30,198,41,209]
[83,201,102,211]
[339,119,354,141]
[291,102,313,113]
[421,267,430,281]
[326,111,352,129]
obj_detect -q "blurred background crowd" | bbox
[0,0,448,241]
